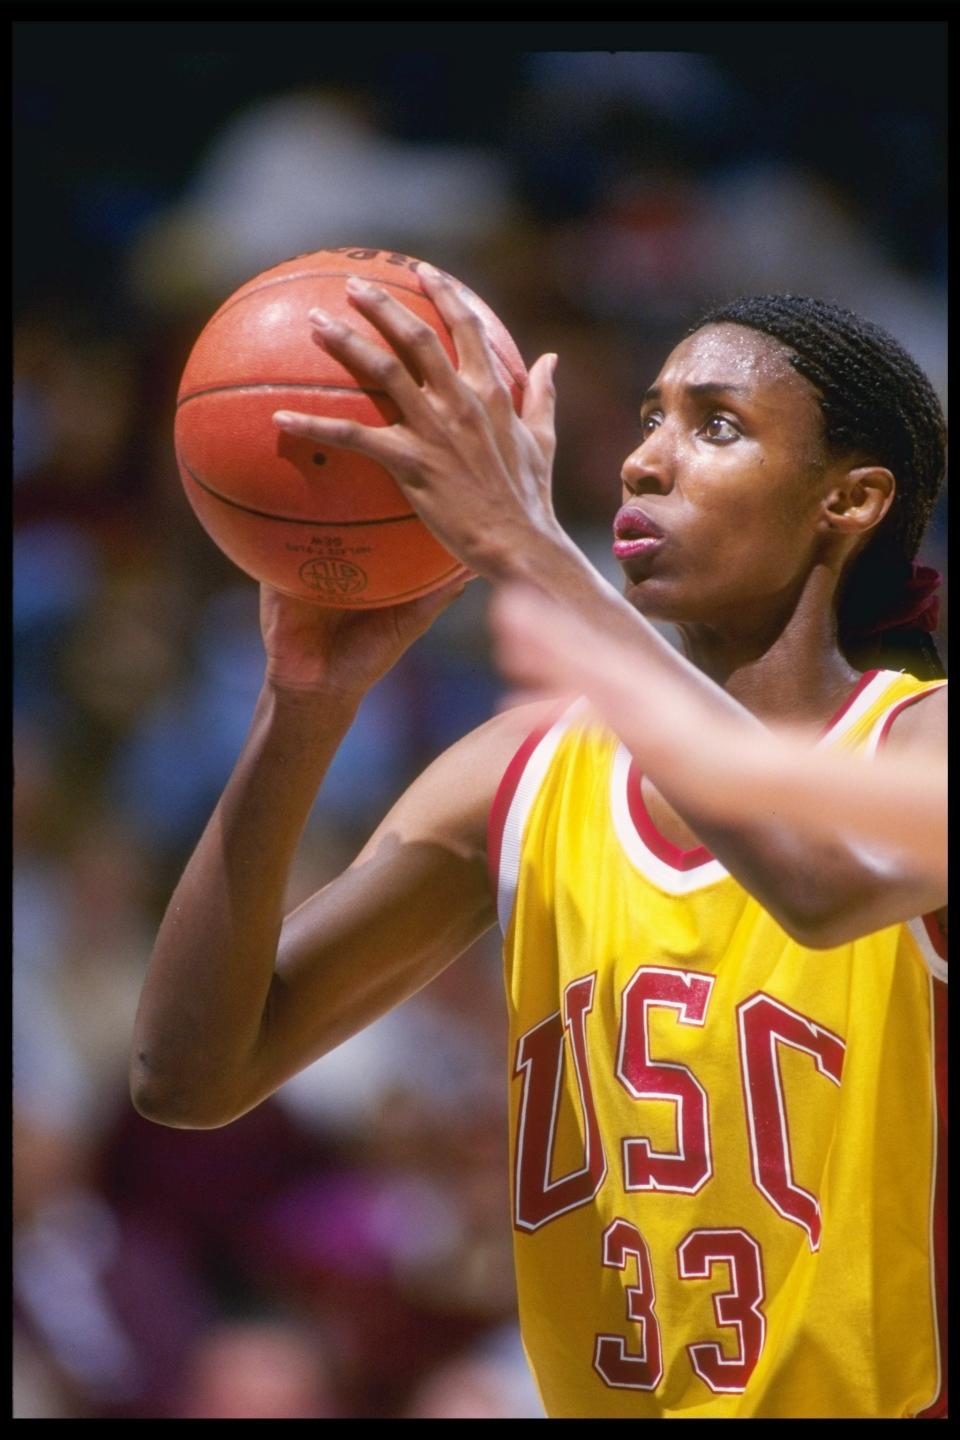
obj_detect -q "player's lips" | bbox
[612,505,665,560]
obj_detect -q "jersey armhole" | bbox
[905,913,947,983]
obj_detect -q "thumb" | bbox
[521,352,558,464]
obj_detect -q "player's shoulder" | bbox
[436,695,571,784]
[383,697,569,862]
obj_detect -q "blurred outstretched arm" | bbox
[491,585,946,895]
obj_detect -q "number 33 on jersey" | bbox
[489,671,946,1419]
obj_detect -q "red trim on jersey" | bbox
[815,668,879,739]
[915,978,947,1419]
[486,707,566,900]
[623,671,887,872]
[871,682,946,753]
[625,764,713,870]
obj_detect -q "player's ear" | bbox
[819,464,895,538]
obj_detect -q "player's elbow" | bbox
[129,1065,242,1131]
[777,910,858,951]
[771,847,939,950]
[771,888,893,951]
[131,1089,241,1130]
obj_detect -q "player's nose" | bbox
[620,436,673,497]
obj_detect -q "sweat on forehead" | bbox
[674,323,802,382]
[654,325,820,415]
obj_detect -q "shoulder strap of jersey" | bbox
[487,699,587,935]
[861,676,946,759]
[816,669,946,755]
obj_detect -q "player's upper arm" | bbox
[239,698,557,1115]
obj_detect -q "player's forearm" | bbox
[505,532,763,730]
[607,689,945,940]
[669,735,945,883]
[130,681,360,1128]
[501,545,942,942]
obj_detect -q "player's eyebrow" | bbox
[642,382,752,405]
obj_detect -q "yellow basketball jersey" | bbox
[489,669,946,1419]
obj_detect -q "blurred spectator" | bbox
[128,89,514,315]
[178,1318,339,1418]
[403,1324,545,1419]
[693,162,947,401]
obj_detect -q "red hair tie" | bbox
[855,562,942,639]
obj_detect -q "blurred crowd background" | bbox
[13,21,946,1420]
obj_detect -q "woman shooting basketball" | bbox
[132,270,946,1418]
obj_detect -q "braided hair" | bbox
[688,296,946,679]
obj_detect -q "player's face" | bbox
[615,324,832,629]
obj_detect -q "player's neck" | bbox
[675,577,863,732]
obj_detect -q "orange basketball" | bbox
[174,246,528,607]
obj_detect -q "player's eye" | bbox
[700,414,741,443]
[639,411,662,438]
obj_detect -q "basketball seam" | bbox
[178,454,416,527]
[177,382,388,406]
[210,269,428,321]
[201,269,526,388]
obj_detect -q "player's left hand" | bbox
[272,266,566,583]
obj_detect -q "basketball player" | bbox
[132,273,946,1418]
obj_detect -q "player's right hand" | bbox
[259,576,468,700]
